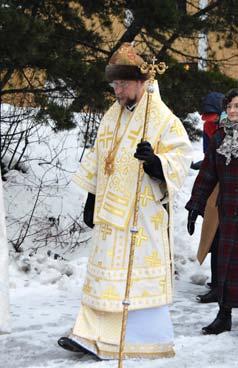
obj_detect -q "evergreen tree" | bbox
[0,0,115,131]
[0,0,237,130]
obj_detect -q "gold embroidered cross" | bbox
[128,126,142,148]
[168,171,178,181]
[101,224,112,240]
[135,227,148,247]
[158,142,174,154]
[140,186,154,207]
[83,279,92,294]
[99,126,113,148]
[145,251,162,267]
[101,286,120,300]
[141,290,152,297]
[151,211,164,230]
[86,171,95,180]
[170,121,185,136]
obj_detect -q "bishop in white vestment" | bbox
[58,43,192,360]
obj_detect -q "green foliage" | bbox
[182,113,203,142]
[159,63,237,118]
[127,0,180,31]
[35,103,76,131]
[0,0,238,132]
[0,0,109,131]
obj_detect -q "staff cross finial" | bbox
[140,57,168,83]
[151,56,157,66]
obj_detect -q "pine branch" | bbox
[0,67,14,90]
[158,0,224,57]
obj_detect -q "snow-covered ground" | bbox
[1,109,238,367]
[2,277,238,368]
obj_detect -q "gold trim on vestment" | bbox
[97,87,166,229]
[70,334,175,360]
[70,303,175,360]
[72,81,192,312]
[73,172,96,194]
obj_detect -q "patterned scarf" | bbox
[217,118,238,165]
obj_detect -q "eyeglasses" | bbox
[109,81,129,90]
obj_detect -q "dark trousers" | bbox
[210,229,219,288]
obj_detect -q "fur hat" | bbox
[105,43,149,82]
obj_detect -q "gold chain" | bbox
[104,107,134,176]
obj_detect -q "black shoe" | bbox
[196,288,218,303]
[202,312,231,335]
[58,337,88,353]
[58,336,100,360]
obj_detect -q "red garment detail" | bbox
[202,113,219,138]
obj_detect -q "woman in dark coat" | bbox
[186,88,238,335]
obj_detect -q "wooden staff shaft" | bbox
[118,81,153,368]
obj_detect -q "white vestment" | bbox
[0,172,10,334]
[71,81,192,359]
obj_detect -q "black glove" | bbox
[187,209,199,235]
[134,141,165,180]
[83,192,95,229]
